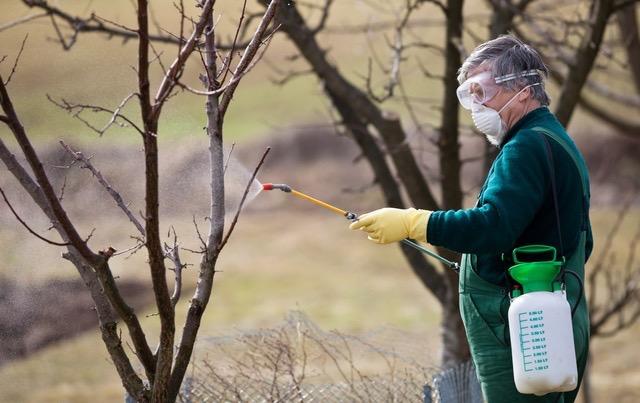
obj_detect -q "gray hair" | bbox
[458,35,550,106]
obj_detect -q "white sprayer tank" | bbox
[508,290,577,395]
[507,245,578,396]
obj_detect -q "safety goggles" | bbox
[456,71,500,110]
[456,70,540,110]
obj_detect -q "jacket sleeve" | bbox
[427,131,549,254]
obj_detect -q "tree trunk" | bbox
[441,273,471,367]
[554,0,616,126]
[439,0,464,212]
[581,351,594,403]
[617,4,640,94]
[266,0,470,365]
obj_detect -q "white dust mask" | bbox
[471,104,504,146]
[471,83,539,146]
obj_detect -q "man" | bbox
[350,35,592,403]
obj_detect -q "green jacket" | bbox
[427,107,593,286]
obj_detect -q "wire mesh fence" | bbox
[171,311,483,403]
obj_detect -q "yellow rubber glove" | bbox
[349,208,431,244]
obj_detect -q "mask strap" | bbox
[497,83,540,114]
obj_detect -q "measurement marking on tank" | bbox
[520,310,548,372]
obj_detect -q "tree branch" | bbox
[552,0,617,126]
[0,12,48,32]
[219,0,248,86]
[3,34,29,86]
[219,147,271,250]
[59,141,146,236]
[19,0,173,47]
[310,0,334,34]
[577,94,640,137]
[218,0,280,117]
[136,0,177,399]
[268,0,440,211]
[325,85,448,303]
[47,93,144,136]
[613,0,640,12]
[0,73,100,266]
[0,136,149,399]
[167,6,221,398]
[514,23,640,138]
[616,3,640,93]
[151,0,216,118]
[168,4,280,399]
[164,226,185,308]
[584,79,640,108]
[0,186,70,246]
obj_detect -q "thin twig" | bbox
[218,0,280,116]
[0,12,48,32]
[49,14,78,50]
[152,0,216,113]
[165,226,185,308]
[177,0,186,60]
[220,0,248,85]
[4,34,29,86]
[219,147,271,250]
[47,94,144,136]
[112,241,146,257]
[0,186,70,246]
[93,14,138,33]
[193,215,207,251]
[59,141,146,236]
[223,142,236,174]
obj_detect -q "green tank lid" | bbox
[508,245,563,294]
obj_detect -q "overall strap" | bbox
[532,127,589,230]
[539,133,565,259]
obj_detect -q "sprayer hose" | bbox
[564,270,584,317]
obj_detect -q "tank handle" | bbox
[512,245,557,264]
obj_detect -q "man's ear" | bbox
[518,86,531,102]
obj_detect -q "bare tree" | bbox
[0,0,279,401]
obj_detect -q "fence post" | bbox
[433,361,483,403]
[423,383,433,403]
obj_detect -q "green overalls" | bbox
[459,127,590,403]
[427,108,593,402]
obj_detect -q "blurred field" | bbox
[1,0,639,402]
[0,202,637,402]
[0,130,638,402]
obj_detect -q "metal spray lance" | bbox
[262,183,460,273]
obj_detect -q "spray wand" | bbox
[262,183,460,273]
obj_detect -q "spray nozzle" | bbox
[262,183,292,192]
